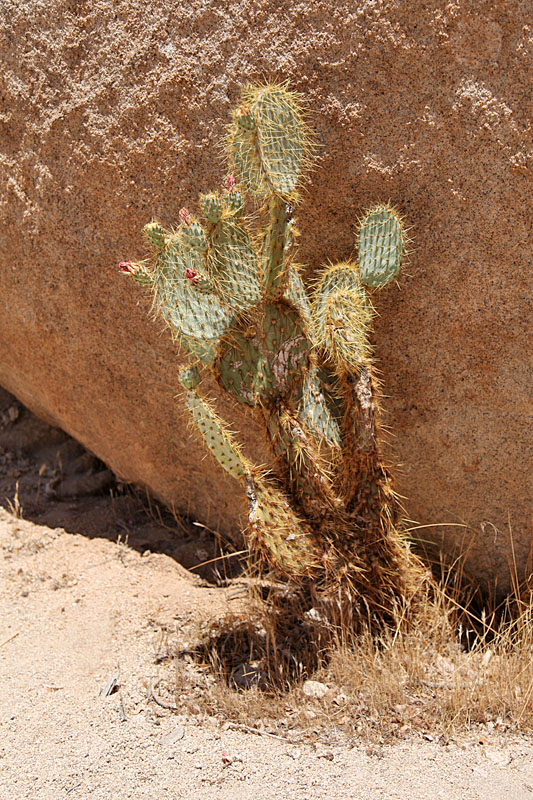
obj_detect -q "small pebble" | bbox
[302,680,329,699]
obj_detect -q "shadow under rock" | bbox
[0,387,243,584]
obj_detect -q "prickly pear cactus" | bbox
[119,84,427,630]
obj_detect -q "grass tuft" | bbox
[175,546,533,741]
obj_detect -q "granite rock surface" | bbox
[0,0,530,589]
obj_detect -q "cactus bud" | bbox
[118,261,154,287]
[184,267,213,293]
[179,207,192,225]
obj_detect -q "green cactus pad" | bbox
[182,221,208,252]
[201,193,224,224]
[143,221,167,251]
[248,85,306,198]
[153,237,232,342]
[182,385,248,482]
[357,206,405,288]
[228,84,308,200]
[216,330,264,405]
[301,367,342,449]
[209,217,262,311]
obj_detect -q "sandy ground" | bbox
[1,508,533,800]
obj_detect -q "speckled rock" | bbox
[0,0,530,590]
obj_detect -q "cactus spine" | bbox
[120,84,426,630]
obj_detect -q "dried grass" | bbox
[174,537,533,742]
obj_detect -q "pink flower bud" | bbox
[184,267,200,282]
[225,175,236,190]
[118,261,136,274]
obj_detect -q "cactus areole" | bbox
[119,83,427,628]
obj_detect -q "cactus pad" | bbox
[357,205,405,288]
[201,193,224,224]
[321,288,373,373]
[229,84,308,200]
[144,221,167,251]
[247,476,318,577]
[301,367,342,449]
[209,217,262,311]
[312,262,365,348]
[180,379,248,482]
[182,221,208,252]
[216,330,264,405]
[223,189,244,217]
[154,238,232,342]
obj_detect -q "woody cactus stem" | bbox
[119,83,428,630]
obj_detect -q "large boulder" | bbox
[0,0,530,590]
